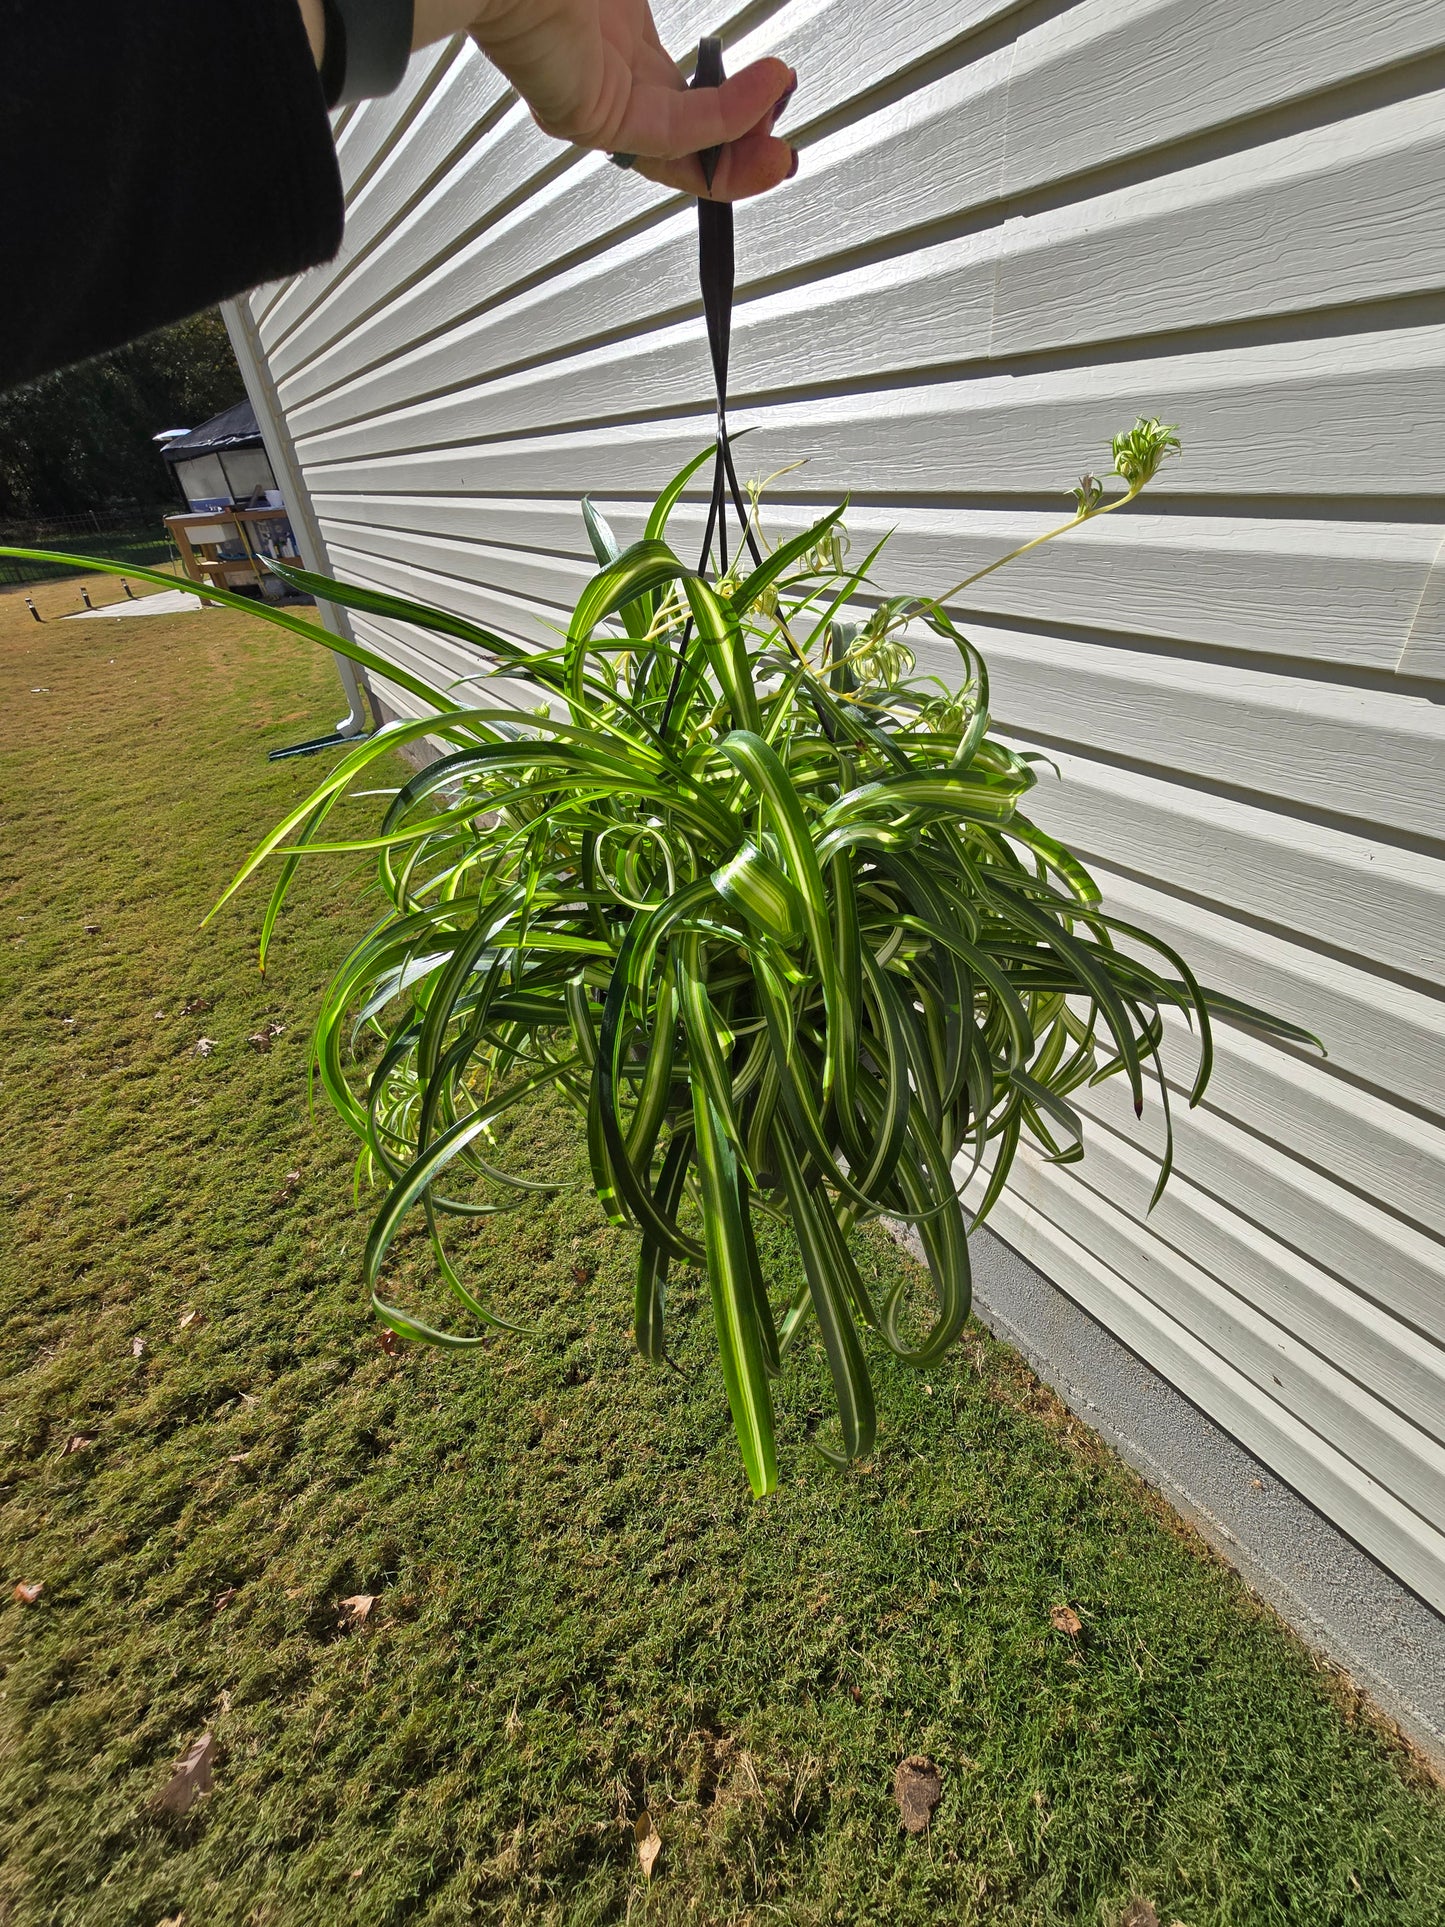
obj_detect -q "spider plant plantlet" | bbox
[0,419,1318,1497]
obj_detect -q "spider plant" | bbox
[0,420,1317,1496]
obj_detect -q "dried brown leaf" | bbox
[377,1331,403,1357]
[182,996,213,1015]
[634,1810,661,1879]
[13,1581,44,1605]
[193,1037,217,1058]
[338,1593,375,1627]
[893,1755,943,1834]
[178,1309,205,1330]
[213,1588,237,1612]
[131,1335,147,1359]
[1120,1903,1161,1927]
[150,1733,217,1816]
[1050,1604,1083,1638]
[62,1434,95,1455]
[571,1263,593,1284]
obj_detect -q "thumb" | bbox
[623,58,794,159]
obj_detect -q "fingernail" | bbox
[786,145,800,180]
[771,76,798,128]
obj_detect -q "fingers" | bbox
[619,54,799,202]
[633,127,798,203]
[619,57,795,160]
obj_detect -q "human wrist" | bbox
[297,0,327,65]
[411,0,483,48]
[299,0,474,101]
[313,0,418,103]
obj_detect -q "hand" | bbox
[465,0,797,200]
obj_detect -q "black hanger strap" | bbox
[691,37,763,580]
[658,39,764,738]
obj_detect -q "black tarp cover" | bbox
[159,400,262,464]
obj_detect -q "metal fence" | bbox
[0,504,180,586]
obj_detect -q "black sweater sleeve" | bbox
[1,1,345,390]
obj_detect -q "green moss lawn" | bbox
[2,573,1442,1926]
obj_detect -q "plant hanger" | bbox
[689,36,765,582]
[657,37,768,735]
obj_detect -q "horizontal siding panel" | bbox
[349,612,539,712]
[629,498,1439,676]
[1072,1073,1445,1353]
[1024,749,1445,985]
[281,96,1445,447]
[975,1128,1445,1516]
[994,91,1445,352]
[979,1178,1445,1612]
[1089,1140,1445,1457]
[335,546,569,651]
[274,167,678,410]
[329,88,419,196]
[266,94,556,380]
[693,505,1437,677]
[1397,539,1445,680]
[936,620,1445,830]
[351,492,1436,677]
[290,234,1005,460]
[1003,0,1445,193]
[275,11,1445,420]
[349,611,560,729]
[1162,1018,1445,1246]
[327,532,584,636]
[296,326,1445,502]
[1086,863,1445,1120]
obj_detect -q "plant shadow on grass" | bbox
[1,580,1442,1927]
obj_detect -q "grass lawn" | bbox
[2,573,1442,1927]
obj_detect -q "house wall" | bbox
[226,3,1445,1611]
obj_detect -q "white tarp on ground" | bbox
[67,588,203,619]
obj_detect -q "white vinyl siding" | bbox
[229,0,1445,1607]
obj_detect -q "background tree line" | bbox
[0,310,244,524]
